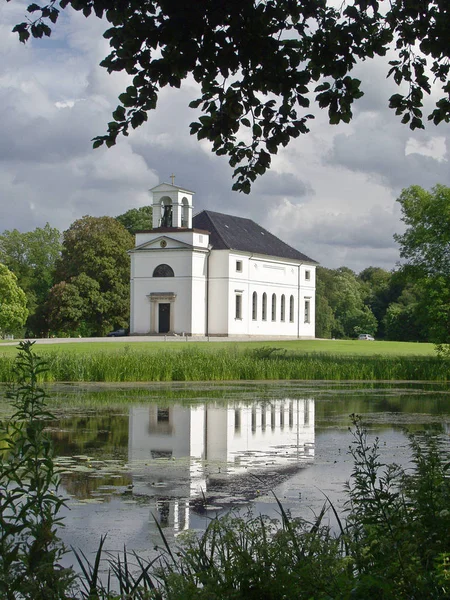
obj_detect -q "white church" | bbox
[129,182,317,337]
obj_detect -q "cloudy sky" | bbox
[1,2,449,273]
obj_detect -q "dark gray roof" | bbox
[192,210,318,264]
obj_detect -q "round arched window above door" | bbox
[153,264,174,277]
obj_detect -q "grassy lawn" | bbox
[0,338,437,357]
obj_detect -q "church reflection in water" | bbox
[127,399,315,535]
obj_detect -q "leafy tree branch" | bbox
[8,0,450,192]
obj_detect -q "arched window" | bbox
[252,292,257,320]
[181,197,189,227]
[153,264,174,277]
[160,197,173,227]
[271,294,276,321]
[289,295,295,322]
[304,298,311,323]
[280,294,285,321]
[262,293,267,321]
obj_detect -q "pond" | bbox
[1,380,449,569]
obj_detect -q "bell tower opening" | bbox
[150,182,194,229]
[160,197,173,227]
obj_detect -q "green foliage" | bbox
[150,511,349,600]
[47,216,134,336]
[394,185,450,345]
[0,341,73,599]
[10,1,450,192]
[0,224,62,335]
[315,270,338,339]
[0,263,28,337]
[316,267,378,338]
[345,415,450,598]
[116,206,153,235]
[395,184,450,277]
[0,346,447,383]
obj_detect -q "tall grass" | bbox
[0,346,448,382]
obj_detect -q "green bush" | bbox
[0,341,73,599]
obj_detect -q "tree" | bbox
[9,1,450,193]
[394,185,450,278]
[315,268,337,339]
[116,206,152,235]
[47,216,133,336]
[0,224,62,335]
[0,264,28,337]
[316,267,377,338]
[394,184,450,345]
[383,283,427,342]
[358,267,394,339]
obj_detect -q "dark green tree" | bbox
[394,184,450,278]
[316,267,377,338]
[394,184,450,345]
[383,282,427,342]
[47,216,133,336]
[315,268,337,339]
[0,264,28,337]
[9,0,450,192]
[0,224,61,335]
[116,206,152,235]
[358,267,393,339]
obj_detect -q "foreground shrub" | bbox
[345,416,450,599]
[0,341,73,599]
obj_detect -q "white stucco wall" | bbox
[205,250,316,337]
[130,231,316,338]
[207,251,230,335]
[130,237,208,334]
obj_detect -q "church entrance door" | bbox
[158,303,170,333]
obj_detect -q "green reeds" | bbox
[0,346,448,382]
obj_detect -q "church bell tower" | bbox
[150,181,194,229]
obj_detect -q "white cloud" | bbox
[0,5,449,272]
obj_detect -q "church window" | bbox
[305,269,311,281]
[281,295,285,321]
[236,260,242,272]
[304,298,311,323]
[181,197,189,227]
[289,295,295,322]
[153,264,174,277]
[252,292,257,320]
[271,294,277,321]
[262,293,267,321]
[235,294,242,319]
[160,198,173,227]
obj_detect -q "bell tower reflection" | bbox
[128,399,315,536]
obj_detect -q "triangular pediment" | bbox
[149,183,195,195]
[131,235,194,252]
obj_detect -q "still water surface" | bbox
[1,380,449,567]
